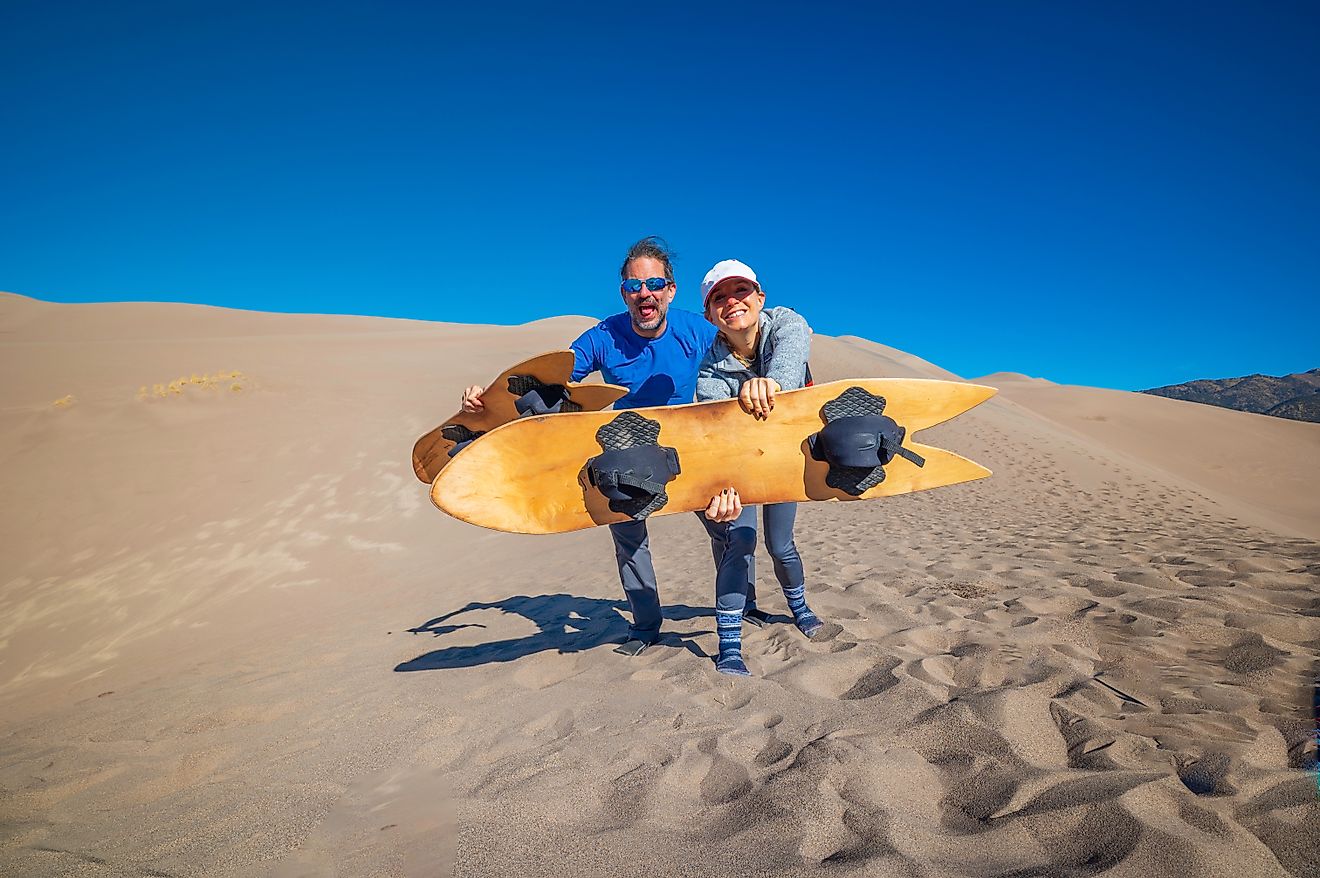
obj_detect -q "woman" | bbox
[697,259,824,677]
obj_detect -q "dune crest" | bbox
[974,370,1059,386]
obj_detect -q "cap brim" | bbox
[703,276,760,308]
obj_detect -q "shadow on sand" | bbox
[394,594,716,672]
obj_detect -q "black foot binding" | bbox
[509,375,582,416]
[442,423,484,458]
[585,411,681,520]
[807,387,926,496]
[613,638,653,657]
[743,606,773,628]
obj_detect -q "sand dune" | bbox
[982,372,1320,539]
[1,292,1315,877]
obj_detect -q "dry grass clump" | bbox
[52,395,76,408]
[138,370,246,401]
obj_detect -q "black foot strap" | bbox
[442,423,484,458]
[508,375,582,416]
[807,387,925,496]
[585,411,681,520]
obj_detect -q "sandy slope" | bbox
[980,372,1320,540]
[1,292,1316,878]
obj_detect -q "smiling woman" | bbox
[698,260,813,419]
[693,259,821,677]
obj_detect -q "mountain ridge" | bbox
[1141,367,1320,423]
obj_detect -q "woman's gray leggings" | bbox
[698,502,804,614]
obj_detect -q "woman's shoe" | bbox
[793,609,823,638]
[783,585,823,637]
[716,654,752,676]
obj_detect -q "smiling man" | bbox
[461,236,716,654]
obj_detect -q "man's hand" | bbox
[460,385,485,413]
[738,377,780,420]
[704,487,742,522]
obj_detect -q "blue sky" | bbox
[2,1,1316,390]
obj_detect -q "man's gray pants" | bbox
[609,519,663,641]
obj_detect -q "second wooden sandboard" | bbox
[412,351,627,484]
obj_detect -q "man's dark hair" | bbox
[619,236,676,283]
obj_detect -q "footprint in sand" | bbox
[663,736,753,807]
[511,651,584,690]
[907,655,959,690]
[518,707,574,742]
[1218,633,1286,674]
[597,761,667,830]
[809,621,845,642]
[1175,568,1238,588]
[714,688,754,711]
[838,657,902,700]
[753,735,794,766]
[1050,702,1121,771]
[1176,752,1234,796]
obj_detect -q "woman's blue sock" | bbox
[783,585,823,637]
[715,610,751,676]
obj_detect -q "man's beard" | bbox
[629,298,668,332]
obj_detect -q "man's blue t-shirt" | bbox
[571,309,717,409]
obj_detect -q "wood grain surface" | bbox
[431,378,996,533]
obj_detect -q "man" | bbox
[461,236,717,655]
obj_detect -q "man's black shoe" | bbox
[613,638,653,657]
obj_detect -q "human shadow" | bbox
[394,594,715,672]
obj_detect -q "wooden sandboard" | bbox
[411,351,628,484]
[430,378,996,534]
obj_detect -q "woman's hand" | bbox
[704,487,742,522]
[461,385,485,413]
[738,377,780,420]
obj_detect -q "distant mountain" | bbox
[1266,394,1320,423]
[1141,368,1320,423]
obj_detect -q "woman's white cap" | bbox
[701,259,759,310]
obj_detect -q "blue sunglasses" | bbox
[621,277,671,294]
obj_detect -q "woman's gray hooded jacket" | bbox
[696,306,811,402]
